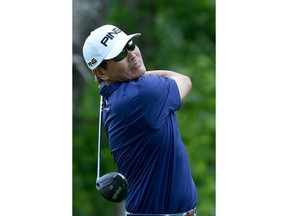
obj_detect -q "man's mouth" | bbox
[131,61,141,70]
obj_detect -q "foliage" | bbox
[73,0,215,215]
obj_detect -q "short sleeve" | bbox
[137,75,181,128]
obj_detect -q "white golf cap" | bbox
[83,24,141,70]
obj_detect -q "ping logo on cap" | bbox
[88,58,97,68]
[101,27,122,47]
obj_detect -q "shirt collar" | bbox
[100,82,122,98]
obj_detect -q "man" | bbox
[83,24,198,216]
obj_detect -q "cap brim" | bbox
[104,33,141,60]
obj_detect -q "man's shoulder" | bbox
[136,75,170,87]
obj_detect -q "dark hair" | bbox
[98,61,107,69]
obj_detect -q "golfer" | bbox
[83,24,198,216]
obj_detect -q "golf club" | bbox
[96,94,128,202]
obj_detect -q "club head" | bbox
[96,172,128,202]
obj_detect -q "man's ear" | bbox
[92,68,101,77]
[92,68,109,83]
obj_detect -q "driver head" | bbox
[96,172,128,202]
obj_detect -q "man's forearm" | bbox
[145,70,181,78]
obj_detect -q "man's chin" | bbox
[135,69,146,79]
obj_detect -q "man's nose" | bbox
[127,50,136,61]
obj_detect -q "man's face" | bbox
[99,45,146,84]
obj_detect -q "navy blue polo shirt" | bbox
[100,75,198,214]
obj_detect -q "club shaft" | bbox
[97,95,103,179]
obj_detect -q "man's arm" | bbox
[144,70,192,100]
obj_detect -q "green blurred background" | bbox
[73,0,215,215]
